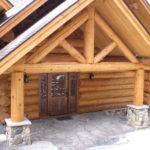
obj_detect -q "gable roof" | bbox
[0,0,149,75]
[0,0,94,74]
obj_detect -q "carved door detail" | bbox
[40,73,78,116]
[40,74,48,116]
[48,73,68,115]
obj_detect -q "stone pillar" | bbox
[5,118,32,146]
[127,105,149,129]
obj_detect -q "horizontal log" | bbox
[145,72,150,81]
[79,96,134,106]
[25,89,39,96]
[25,111,39,120]
[0,90,10,96]
[144,84,150,93]
[0,75,9,80]
[24,80,39,90]
[25,96,39,105]
[80,78,135,87]
[0,106,10,113]
[78,102,132,113]
[0,113,10,124]
[43,53,76,62]
[79,89,134,100]
[0,97,10,106]
[79,84,135,92]
[79,71,136,79]
[25,104,39,113]
[144,97,150,105]
[8,62,142,74]
[28,74,40,80]
[144,92,150,97]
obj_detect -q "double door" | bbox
[40,73,78,116]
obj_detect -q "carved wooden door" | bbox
[40,73,78,116]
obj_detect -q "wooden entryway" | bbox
[40,73,78,117]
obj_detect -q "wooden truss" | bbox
[25,4,139,65]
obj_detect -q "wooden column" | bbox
[11,72,24,122]
[84,2,95,63]
[134,69,144,106]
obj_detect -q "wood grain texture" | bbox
[11,72,24,122]
[134,69,144,106]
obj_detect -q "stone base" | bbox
[127,105,149,129]
[5,118,32,146]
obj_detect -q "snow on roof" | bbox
[6,0,34,17]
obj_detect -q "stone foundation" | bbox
[127,105,149,129]
[5,118,32,146]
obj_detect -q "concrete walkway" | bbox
[0,110,150,150]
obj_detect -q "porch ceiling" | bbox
[95,0,150,57]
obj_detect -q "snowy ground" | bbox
[0,110,150,150]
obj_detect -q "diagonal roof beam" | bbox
[60,40,86,63]
[26,10,88,63]
[95,12,139,63]
[94,41,117,63]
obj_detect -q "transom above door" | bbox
[40,73,78,117]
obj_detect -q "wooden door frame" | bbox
[39,72,79,117]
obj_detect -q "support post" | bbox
[134,69,144,106]
[5,72,32,146]
[11,72,24,122]
[84,2,95,63]
[127,69,149,129]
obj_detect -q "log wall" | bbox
[0,75,10,124]
[144,72,150,105]
[78,71,135,113]
[0,74,40,124]
[0,71,144,123]
[24,74,40,120]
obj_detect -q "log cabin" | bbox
[0,0,150,146]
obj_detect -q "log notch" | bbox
[134,69,144,106]
[84,2,95,63]
[11,72,24,122]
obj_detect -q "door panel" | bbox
[40,74,48,116]
[48,73,68,116]
[68,73,78,113]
